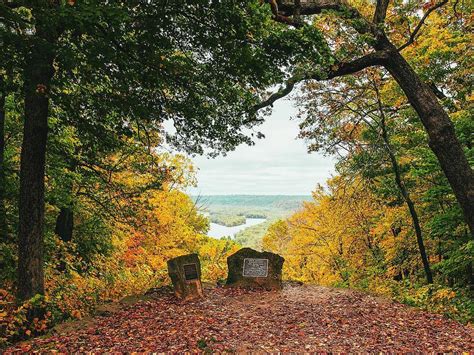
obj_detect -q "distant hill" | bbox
[192,195,313,248]
[192,195,312,213]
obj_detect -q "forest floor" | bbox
[5,284,473,353]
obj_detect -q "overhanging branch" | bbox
[253,50,390,112]
[253,80,297,111]
[276,0,374,34]
[398,0,448,51]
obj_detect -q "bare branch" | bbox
[398,0,448,51]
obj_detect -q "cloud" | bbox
[187,99,335,195]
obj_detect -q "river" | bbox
[208,218,266,239]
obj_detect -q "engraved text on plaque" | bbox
[242,258,269,277]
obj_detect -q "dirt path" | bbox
[5,285,473,352]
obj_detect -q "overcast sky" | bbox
[186,99,335,196]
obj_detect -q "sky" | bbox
[185,99,336,196]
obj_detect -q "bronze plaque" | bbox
[243,258,268,277]
[183,263,198,281]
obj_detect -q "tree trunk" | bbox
[55,206,73,272]
[383,45,474,238]
[55,158,76,243]
[17,26,56,301]
[55,207,74,243]
[0,76,6,240]
[377,99,433,284]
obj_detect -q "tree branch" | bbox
[253,79,296,111]
[253,50,390,111]
[276,0,374,34]
[373,0,390,24]
[273,13,304,28]
[262,1,355,45]
[278,0,351,16]
[398,0,448,51]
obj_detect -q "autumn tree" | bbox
[256,0,473,235]
[263,179,389,285]
[295,68,434,283]
[1,0,307,300]
[266,2,474,290]
[295,5,473,285]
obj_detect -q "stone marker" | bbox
[167,253,203,300]
[226,247,284,290]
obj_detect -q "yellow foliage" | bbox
[0,147,240,346]
[263,177,418,287]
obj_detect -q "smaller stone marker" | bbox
[226,248,284,290]
[167,253,203,300]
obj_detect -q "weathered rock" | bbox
[226,248,284,290]
[167,253,203,300]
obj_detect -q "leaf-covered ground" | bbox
[5,285,473,352]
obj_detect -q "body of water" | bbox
[208,218,266,238]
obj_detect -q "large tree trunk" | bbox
[17,26,56,301]
[0,76,6,241]
[383,46,474,237]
